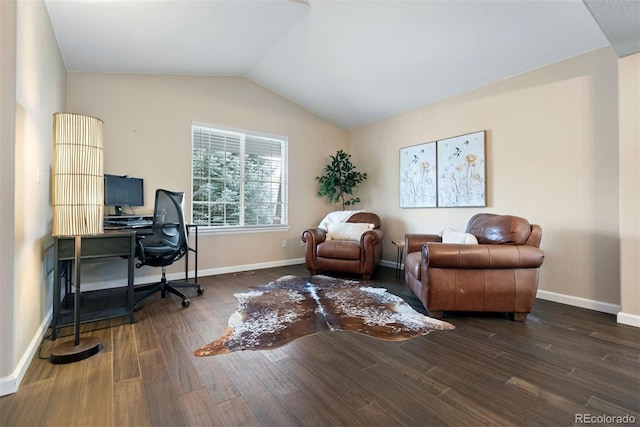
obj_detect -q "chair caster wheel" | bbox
[197,287,204,295]
[182,299,190,308]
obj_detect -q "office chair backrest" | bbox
[152,189,189,261]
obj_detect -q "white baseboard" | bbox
[196,258,305,278]
[617,311,640,328]
[0,309,52,397]
[535,289,621,315]
[380,259,398,269]
[83,258,306,292]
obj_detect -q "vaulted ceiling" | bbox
[44,0,639,129]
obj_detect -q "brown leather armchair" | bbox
[404,213,544,321]
[301,212,384,279]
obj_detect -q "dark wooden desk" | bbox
[51,230,136,340]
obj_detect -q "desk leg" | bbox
[185,225,199,283]
[194,225,198,283]
[185,246,189,282]
[128,233,135,324]
[395,246,404,284]
[52,260,61,341]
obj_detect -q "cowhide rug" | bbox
[194,275,454,357]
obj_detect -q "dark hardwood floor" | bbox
[2,265,639,426]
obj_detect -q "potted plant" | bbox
[316,149,367,210]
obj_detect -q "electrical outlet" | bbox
[282,239,287,248]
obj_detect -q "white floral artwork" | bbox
[437,131,486,207]
[400,141,437,208]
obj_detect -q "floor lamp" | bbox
[50,112,104,364]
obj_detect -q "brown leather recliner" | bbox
[404,213,544,321]
[301,212,384,279]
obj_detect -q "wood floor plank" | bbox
[215,395,262,427]
[505,376,588,420]
[138,349,188,427]
[217,351,297,427]
[181,332,240,404]
[355,401,412,427]
[112,323,140,382]
[156,328,205,395]
[134,310,160,354]
[568,366,640,411]
[350,355,485,426]
[278,342,374,411]
[179,388,226,427]
[20,344,58,386]
[237,350,298,398]
[437,387,516,427]
[78,352,114,427]
[496,350,636,409]
[401,335,514,385]
[425,365,559,426]
[114,377,151,427]
[163,301,196,336]
[275,390,338,427]
[585,395,640,419]
[0,378,54,426]
[274,358,368,426]
[40,358,85,427]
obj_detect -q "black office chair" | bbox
[134,189,203,307]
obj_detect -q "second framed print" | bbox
[437,130,486,207]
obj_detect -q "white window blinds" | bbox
[192,124,288,230]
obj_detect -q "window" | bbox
[191,123,288,232]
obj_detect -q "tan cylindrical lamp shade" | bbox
[52,113,104,237]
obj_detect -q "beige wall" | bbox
[348,47,622,310]
[66,73,347,284]
[618,53,640,324]
[0,0,18,384]
[1,0,66,393]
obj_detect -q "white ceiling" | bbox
[44,0,636,130]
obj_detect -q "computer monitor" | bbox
[104,174,144,216]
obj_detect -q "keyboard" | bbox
[104,217,153,227]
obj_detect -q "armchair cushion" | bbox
[317,240,361,260]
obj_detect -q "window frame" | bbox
[191,122,289,234]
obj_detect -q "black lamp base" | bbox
[50,337,102,364]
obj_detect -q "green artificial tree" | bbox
[316,150,367,210]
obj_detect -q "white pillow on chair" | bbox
[326,223,373,241]
[441,227,479,245]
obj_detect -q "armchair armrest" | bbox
[301,228,327,272]
[405,233,441,257]
[361,228,384,246]
[301,228,327,245]
[423,243,544,269]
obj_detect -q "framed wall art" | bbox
[436,130,486,207]
[399,141,437,208]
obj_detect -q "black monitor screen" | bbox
[104,174,144,215]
